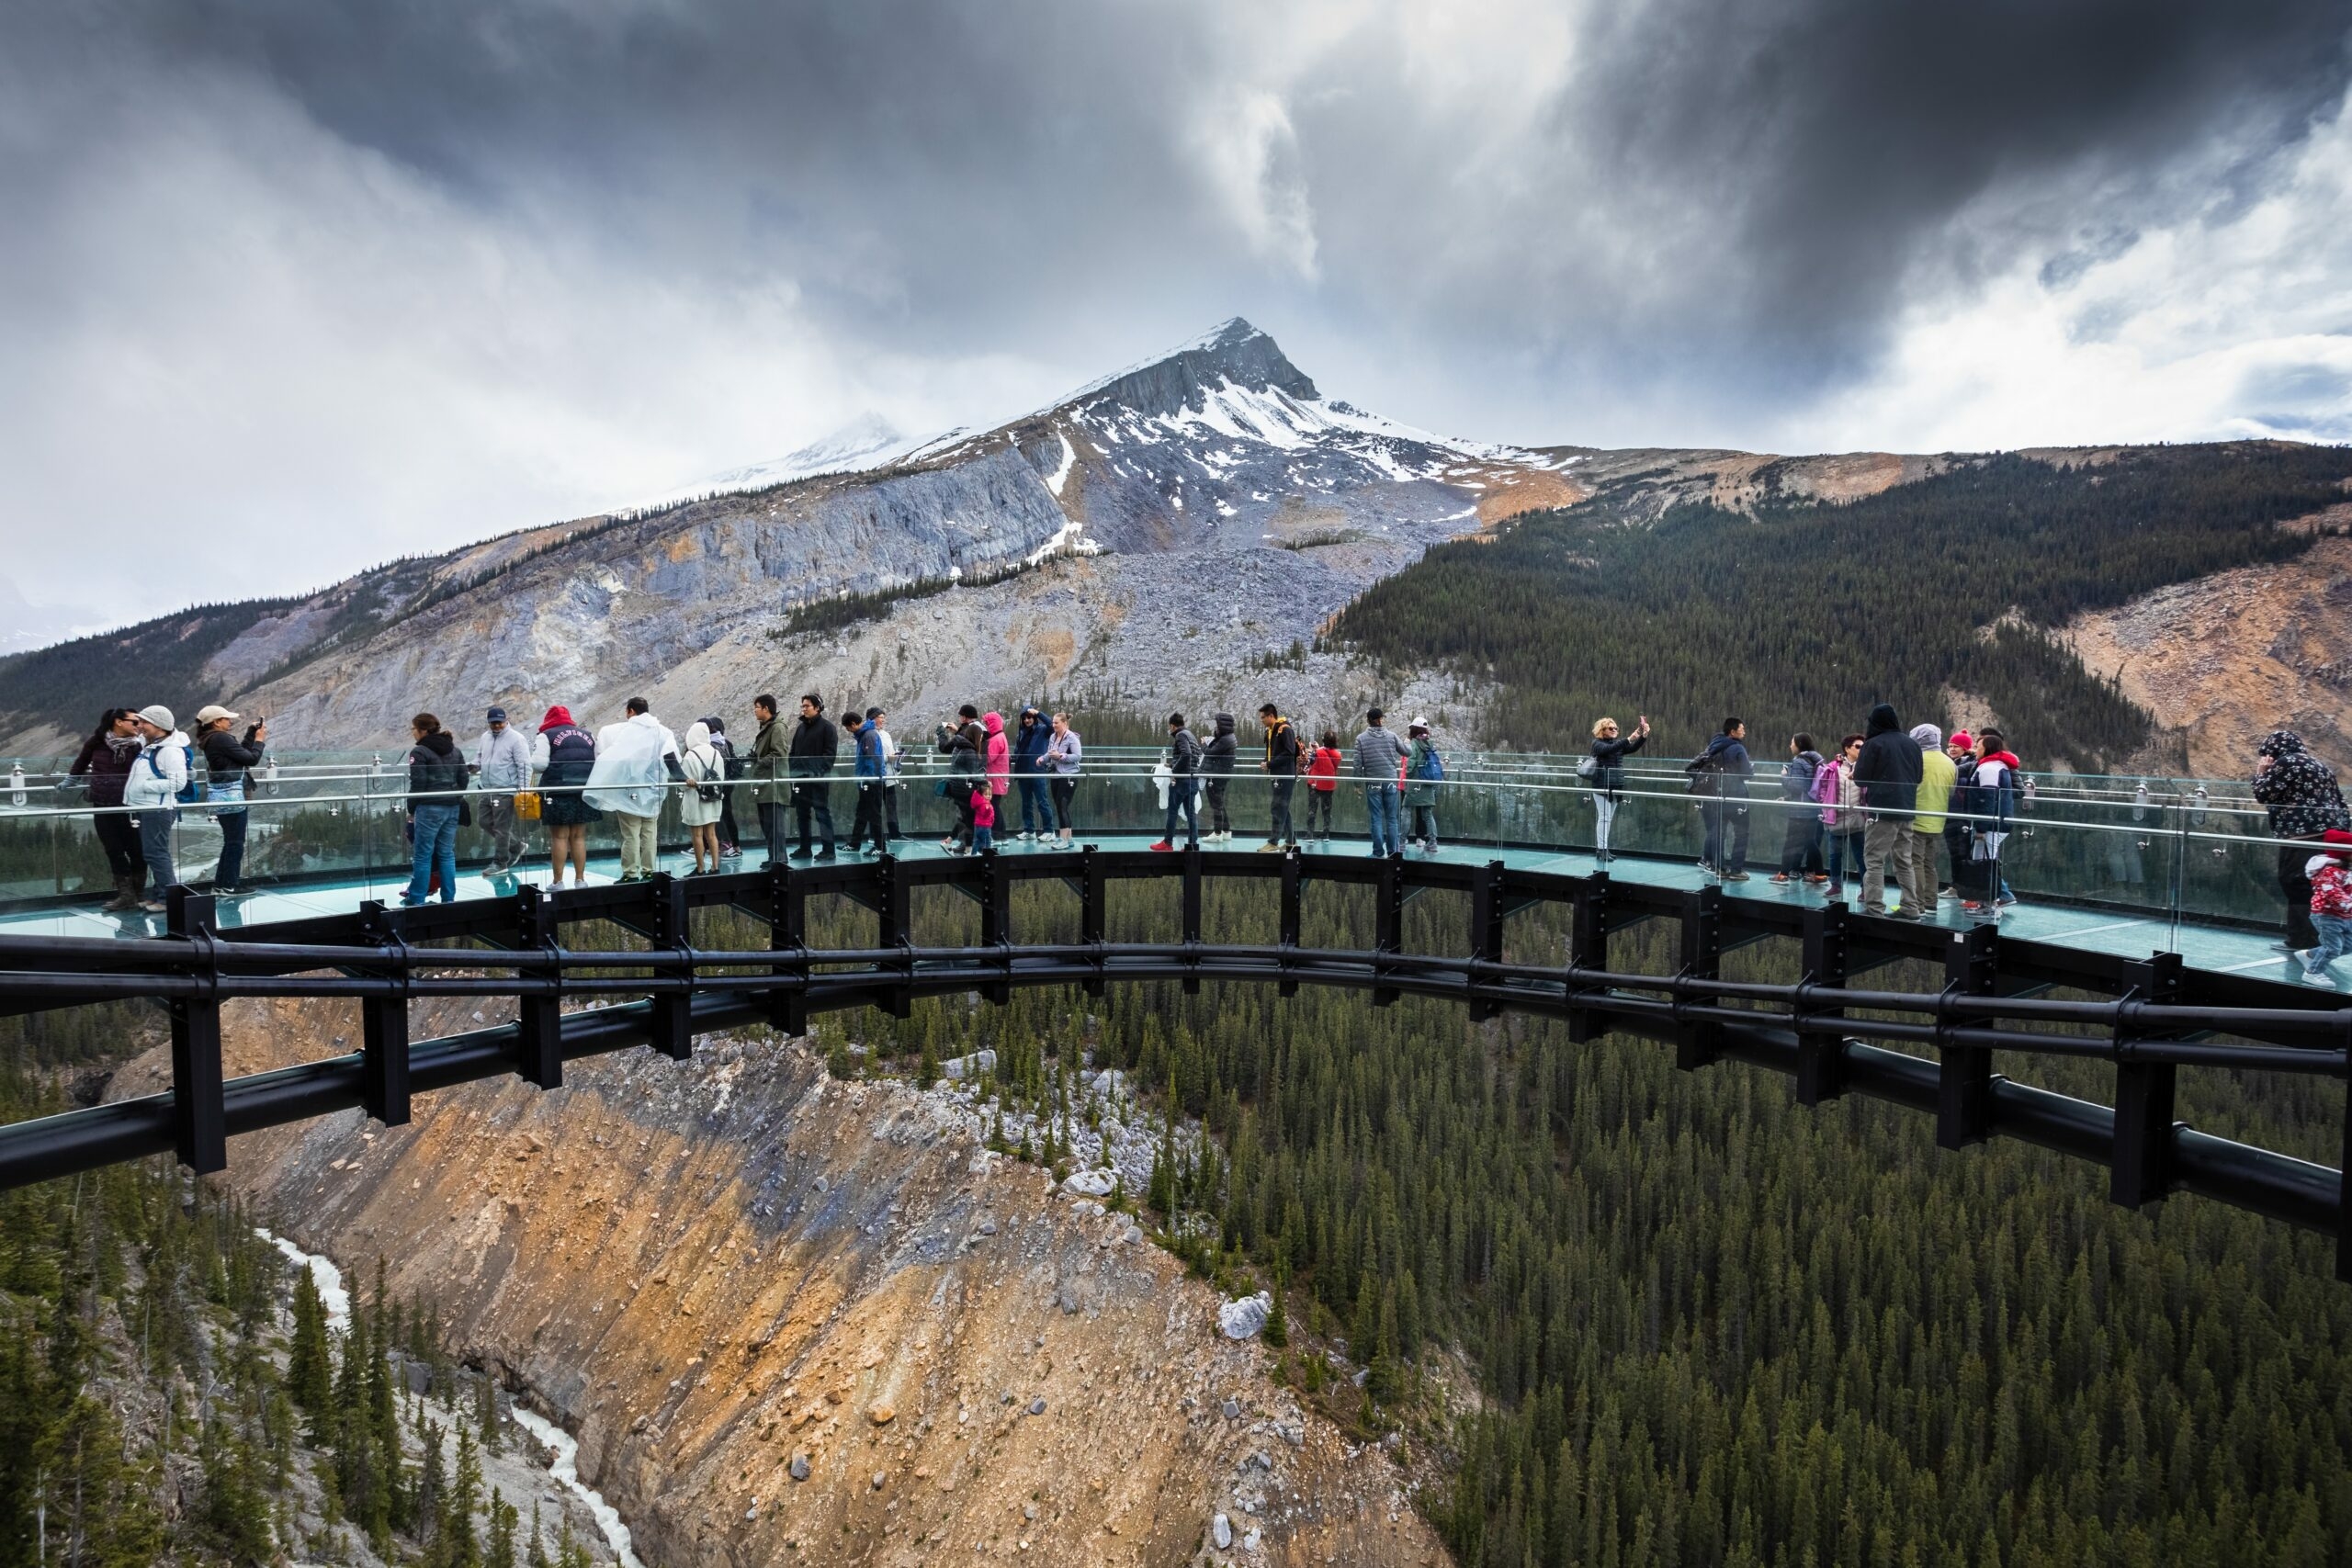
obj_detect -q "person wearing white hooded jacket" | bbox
[122,705,189,912]
[583,698,681,880]
[677,721,728,874]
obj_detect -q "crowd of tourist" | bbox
[48,694,2348,970]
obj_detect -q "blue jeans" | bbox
[405,803,460,904]
[2307,913,2352,975]
[138,810,176,900]
[1161,777,1199,845]
[1365,783,1400,857]
[1824,828,1864,885]
[1017,776,1050,834]
[210,780,248,887]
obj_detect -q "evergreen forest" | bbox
[1334,444,2352,772]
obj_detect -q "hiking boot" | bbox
[102,874,140,911]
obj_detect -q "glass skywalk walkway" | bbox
[0,748,2325,994]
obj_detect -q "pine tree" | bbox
[477,1373,502,1457]
[486,1487,519,1568]
[288,1264,334,1419]
[526,1500,552,1568]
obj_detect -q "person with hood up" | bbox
[1201,713,1239,842]
[1588,716,1649,866]
[530,705,600,886]
[699,716,743,858]
[1693,717,1756,881]
[1257,703,1302,852]
[1772,733,1825,885]
[191,705,266,896]
[471,706,533,874]
[1814,734,1866,896]
[786,694,840,861]
[1851,703,1925,919]
[72,707,147,910]
[1355,708,1409,859]
[2254,729,2351,955]
[1910,723,1956,909]
[1012,706,1053,840]
[1150,713,1203,852]
[677,721,728,874]
[2295,829,2352,986]
[122,705,190,913]
[1405,717,1442,855]
[1961,730,2023,917]
[584,697,681,881]
[401,713,469,907]
[844,709,888,856]
[980,711,1012,827]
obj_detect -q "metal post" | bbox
[1080,845,1106,999]
[648,874,692,1061]
[165,888,225,1175]
[2339,1009,2351,1284]
[514,882,563,1089]
[877,853,912,1021]
[1935,922,1997,1149]
[2111,952,2183,1210]
[1675,885,1723,1070]
[356,900,411,1126]
[1795,902,1849,1105]
[1469,861,1509,1023]
[768,861,807,1036]
[1372,853,1403,1008]
[1278,848,1302,999]
[978,850,1012,1006]
[1567,874,1609,1043]
[1180,842,1204,996]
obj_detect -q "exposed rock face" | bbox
[2066,528,2352,777]
[115,995,1445,1568]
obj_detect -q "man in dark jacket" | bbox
[786,693,840,860]
[1201,713,1238,841]
[1852,702,1926,919]
[1697,718,1756,880]
[2255,729,2352,953]
[1151,713,1203,851]
[1258,703,1301,852]
[1012,706,1052,840]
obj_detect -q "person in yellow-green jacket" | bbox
[1910,723,1956,909]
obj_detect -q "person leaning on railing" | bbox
[70,706,146,910]
[2254,729,2352,958]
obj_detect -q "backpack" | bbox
[1684,750,1720,796]
[150,744,205,805]
[1417,743,1445,783]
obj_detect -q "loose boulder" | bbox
[1217,1292,1272,1340]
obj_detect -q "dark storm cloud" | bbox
[62,0,2352,389]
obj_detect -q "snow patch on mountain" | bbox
[626,412,943,511]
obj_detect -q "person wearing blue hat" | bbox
[473,705,533,874]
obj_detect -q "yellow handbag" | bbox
[514,791,542,821]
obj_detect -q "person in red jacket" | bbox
[1305,730,1342,844]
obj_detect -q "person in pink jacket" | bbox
[982,712,1011,815]
[1814,734,1866,897]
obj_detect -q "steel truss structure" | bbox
[0,846,2345,1280]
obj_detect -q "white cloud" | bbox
[1189,88,1321,283]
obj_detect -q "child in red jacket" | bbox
[2301,828,2352,987]
[1305,731,1342,843]
[970,783,996,853]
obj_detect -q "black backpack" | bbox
[1684,750,1720,796]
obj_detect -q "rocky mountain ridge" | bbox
[0,318,2297,759]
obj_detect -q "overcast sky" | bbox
[5,0,2350,632]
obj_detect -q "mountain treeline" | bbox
[1334,444,2352,770]
[817,881,2352,1567]
[0,1003,595,1567]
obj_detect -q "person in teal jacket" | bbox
[1405,718,1442,855]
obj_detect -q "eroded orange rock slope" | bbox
[121,995,1447,1568]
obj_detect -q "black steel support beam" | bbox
[1180,844,1204,996]
[767,862,806,1036]
[356,901,411,1126]
[1937,922,1998,1150]
[1278,850,1303,999]
[2112,952,2185,1210]
[1796,902,1849,1105]
[1469,861,1509,1024]
[648,874,693,1061]
[1567,874,1609,1044]
[1373,853,1404,1008]
[514,883,563,1089]
[877,854,912,1020]
[1080,845,1107,998]
[1676,886,1724,1070]
[166,888,225,1176]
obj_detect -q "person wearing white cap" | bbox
[1404,717,1443,856]
[472,706,533,874]
[120,705,190,913]
[193,705,266,896]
